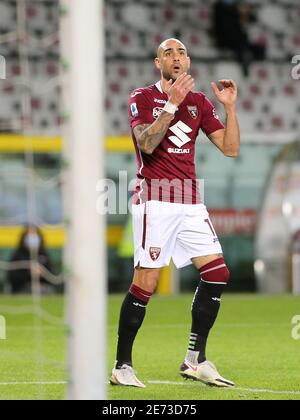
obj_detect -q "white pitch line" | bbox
[147,380,300,396]
[108,322,288,330]
[0,381,67,386]
[0,380,299,397]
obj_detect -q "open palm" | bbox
[211,79,238,107]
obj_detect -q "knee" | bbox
[133,268,161,293]
[200,258,230,285]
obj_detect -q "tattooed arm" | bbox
[133,111,175,155]
[134,73,195,155]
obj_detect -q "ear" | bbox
[187,56,191,71]
[154,57,161,70]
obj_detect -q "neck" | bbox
[160,78,172,93]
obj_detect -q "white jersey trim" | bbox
[138,149,145,203]
[200,263,226,275]
[155,81,163,93]
[201,280,227,285]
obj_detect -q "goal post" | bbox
[60,0,106,400]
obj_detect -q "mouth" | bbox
[172,65,181,73]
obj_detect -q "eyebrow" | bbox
[163,47,186,54]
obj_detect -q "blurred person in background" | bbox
[213,0,266,76]
[7,225,54,294]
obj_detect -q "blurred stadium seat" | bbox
[1,0,298,136]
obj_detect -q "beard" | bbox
[162,70,180,83]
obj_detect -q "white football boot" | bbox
[110,364,146,388]
[180,360,235,388]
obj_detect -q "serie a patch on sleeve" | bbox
[130,103,139,118]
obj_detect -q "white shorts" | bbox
[132,201,223,269]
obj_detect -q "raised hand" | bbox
[165,73,195,107]
[211,79,238,108]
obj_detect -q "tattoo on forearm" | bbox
[134,111,174,154]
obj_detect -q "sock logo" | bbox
[133,302,146,308]
[212,297,221,302]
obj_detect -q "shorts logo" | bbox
[149,247,161,261]
[187,105,198,119]
[153,107,163,119]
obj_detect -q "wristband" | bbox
[163,101,178,115]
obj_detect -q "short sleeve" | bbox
[128,90,154,129]
[200,95,225,137]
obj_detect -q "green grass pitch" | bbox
[0,294,300,400]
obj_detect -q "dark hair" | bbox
[17,224,47,254]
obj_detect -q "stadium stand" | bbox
[0,0,299,135]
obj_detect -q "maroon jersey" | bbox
[129,81,224,204]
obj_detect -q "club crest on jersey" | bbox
[153,107,163,119]
[149,247,161,261]
[187,105,198,119]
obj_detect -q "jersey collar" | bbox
[155,81,163,94]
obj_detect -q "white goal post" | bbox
[60,0,106,400]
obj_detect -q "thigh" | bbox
[132,201,183,269]
[173,204,223,269]
[191,254,224,271]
